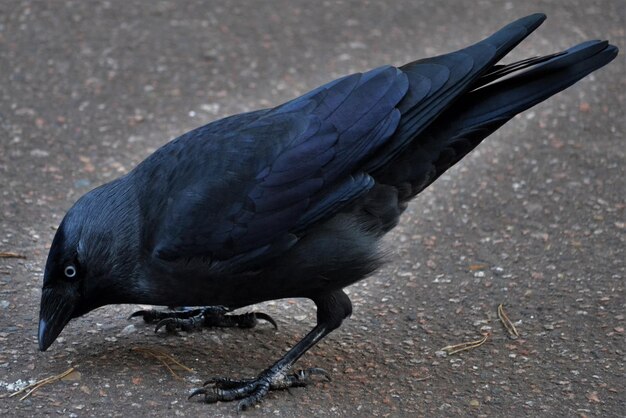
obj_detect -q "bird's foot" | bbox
[189,367,330,411]
[129,306,277,333]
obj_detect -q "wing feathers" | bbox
[151,14,617,267]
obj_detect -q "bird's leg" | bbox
[129,306,277,333]
[189,290,352,411]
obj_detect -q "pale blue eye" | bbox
[64,265,77,278]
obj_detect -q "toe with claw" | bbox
[189,367,331,411]
[129,306,277,333]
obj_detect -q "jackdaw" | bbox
[38,14,617,410]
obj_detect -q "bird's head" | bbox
[38,181,140,351]
[38,211,85,352]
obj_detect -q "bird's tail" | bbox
[375,39,618,201]
[365,13,548,173]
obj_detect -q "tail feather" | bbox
[364,13,547,173]
[475,51,565,87]
[375,40,618,200]
[454,40,617,129]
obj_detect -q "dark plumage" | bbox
[38,14,617,410]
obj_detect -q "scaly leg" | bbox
[189,290,352,411]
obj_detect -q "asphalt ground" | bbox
[0,1,624,417]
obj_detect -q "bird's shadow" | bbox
[41,319,299,384]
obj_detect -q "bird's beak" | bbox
[38,287,76,351]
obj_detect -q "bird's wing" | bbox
[151,14,548,266]
[152,66,408,263]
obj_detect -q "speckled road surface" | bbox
[0,1,624,417]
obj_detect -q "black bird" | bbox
[38,14,617,410]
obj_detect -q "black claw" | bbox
[237,398,254,413]
[154,318,176,333]
[188,387,207,400]
[188,387,222,404]
[154,320,166,333]
[255,312,278,329]
[128,309,158,322]
[236,401,246,413]
[128,310,145,320]
[307,367,332,382]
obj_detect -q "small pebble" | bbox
[118,324,136,335]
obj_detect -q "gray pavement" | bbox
[0,1,624,417]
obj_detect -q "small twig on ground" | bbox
[132,347,193,380]
[0,252,26,259]
[440,334,489,356]
[498,304,519,338]
[9,367,75,400]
